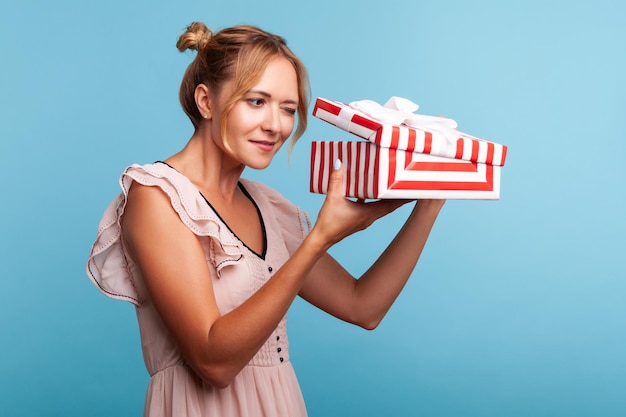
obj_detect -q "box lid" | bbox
[313,97,507,167]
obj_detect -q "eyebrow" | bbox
[248,89,298,106]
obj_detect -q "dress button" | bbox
[280,357,284,363]
[276,335,280,341]
[277,347,282,353]
[268,266,273,272]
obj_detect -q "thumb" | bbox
[327,158,345,197]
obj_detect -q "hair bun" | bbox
[176,22,212,52]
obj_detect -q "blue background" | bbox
[1,0,625,416]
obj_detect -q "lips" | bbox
[250,140,277,152]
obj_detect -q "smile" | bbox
[250,140,277,152]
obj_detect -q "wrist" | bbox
[410,199,445,219]
[304,226,334,255]
[417,199,446,210]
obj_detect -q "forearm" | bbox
[196,230,329,384]
[354,200,445,327]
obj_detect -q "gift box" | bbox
[310,97,507,200]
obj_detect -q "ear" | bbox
[194,84,213,120]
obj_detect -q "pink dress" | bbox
[86,162,310,417]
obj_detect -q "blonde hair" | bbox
[176,22,310,150]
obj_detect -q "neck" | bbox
[165,129,245,203]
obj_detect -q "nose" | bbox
[261,105,281,134]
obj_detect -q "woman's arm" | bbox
[121,162,406,388]
[299,199,445,330]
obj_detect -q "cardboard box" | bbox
[310,97,507,199]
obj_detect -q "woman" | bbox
[87,22,445,417]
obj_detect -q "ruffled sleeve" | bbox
[85,163,243,306]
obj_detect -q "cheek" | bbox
[281,117,296,138]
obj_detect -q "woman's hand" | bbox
[310,159,412,249]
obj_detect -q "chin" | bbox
[246,159,273,171]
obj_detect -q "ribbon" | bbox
[349,97,478,144]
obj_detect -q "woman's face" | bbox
[211,57,299,170]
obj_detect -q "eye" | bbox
[282,107,297,116]
[247,98,265,107]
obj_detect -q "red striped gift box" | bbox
[310,141,501,200]
[313,97,507,167]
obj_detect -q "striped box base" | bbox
[310,141,501,200]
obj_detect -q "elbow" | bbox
[347,305,385,331]
[190,361,238,389]
[211,379,234,390]
[359,318,382,331]
[200,367,236,389]
[203,373,234,390]
[353,313,383,331]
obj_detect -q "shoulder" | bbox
[120,163,238,243]
[121,162,190,192]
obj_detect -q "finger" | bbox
[327,158,345,198]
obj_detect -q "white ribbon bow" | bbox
[349,97,475,144]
